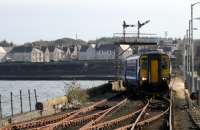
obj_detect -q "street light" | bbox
[191,2,200,92]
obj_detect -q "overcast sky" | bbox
[0,0,199,44]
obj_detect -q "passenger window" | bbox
[161,57,168,69]
[141,57,148,69]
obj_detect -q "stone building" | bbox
[0,47,6,62]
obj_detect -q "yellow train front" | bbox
[139,52,170,91]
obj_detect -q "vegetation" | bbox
[0,40,14,47]
[86,83,113,100]
[24,37,87,47]
[65,81,89,104]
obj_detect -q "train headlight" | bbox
[162,77,167,80]
[142,77,147,81]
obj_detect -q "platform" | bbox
[172,76,196,130]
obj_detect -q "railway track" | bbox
[79,96,169,130]
[0,91,172,130]
[0,92,127,130]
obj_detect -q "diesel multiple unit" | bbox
[123,51,171,91]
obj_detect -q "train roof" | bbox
[126,55,140,60]
[141,51,168,55]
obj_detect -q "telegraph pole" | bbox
[191,2,200,92]
[191,4,194,92]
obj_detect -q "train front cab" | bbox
[139,53,170,91]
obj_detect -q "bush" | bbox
[65,81,89,104]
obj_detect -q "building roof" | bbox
[41,46,47,52]
[48,46,55,52]
[80,45,89,52]
[62,46,69,52]
[96,44,116,51]
[69,46,74,52]
[10,46,33,53]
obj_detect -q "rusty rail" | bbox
[31,93,125,130]
[6,111,77,130]
[52,109,107,130]
[115,108,169,130]
[81,103,145,130]
[1,97,110,130]
[79,98,128,130]
[32,98,109,130]
[130,98,151,130]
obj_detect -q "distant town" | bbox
[0,37,181,63]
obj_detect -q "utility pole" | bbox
[191,4,194,92]
[188,20,191,89]
[191,2,200,92]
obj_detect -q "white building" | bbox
[0,47,6,62]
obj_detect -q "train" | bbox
[123,50,171,91]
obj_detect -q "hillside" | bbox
[24,37,87,47]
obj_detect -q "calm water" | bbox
[0,80,107,117]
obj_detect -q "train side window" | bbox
[161,57,169,69]
[141,57,148,69]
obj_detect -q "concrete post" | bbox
[190,74,194,93]
[188,73,190,92]
[0,94,2,118]
[198,89,200,106]
[198,78,200,91]
[198,78,200,105]
[187,73,190,89]
[194,77,197,92]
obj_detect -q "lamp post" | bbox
[191,2,200,92]
[185,29,189,81]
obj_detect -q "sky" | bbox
[0,0,199,44]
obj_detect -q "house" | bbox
[71,45,78,59]
[79,45,95,60]
[48,46,65,62]
[63,46,71,60]
[31,47,44,62]
[8,46,44,62]
[0,47,6,62]
[41,46,50,62]
[53,47,64,62]
[48,46,55,62]
[95,44,123,59]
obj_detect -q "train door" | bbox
[149,55,160,84]
[150,59,159,83]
